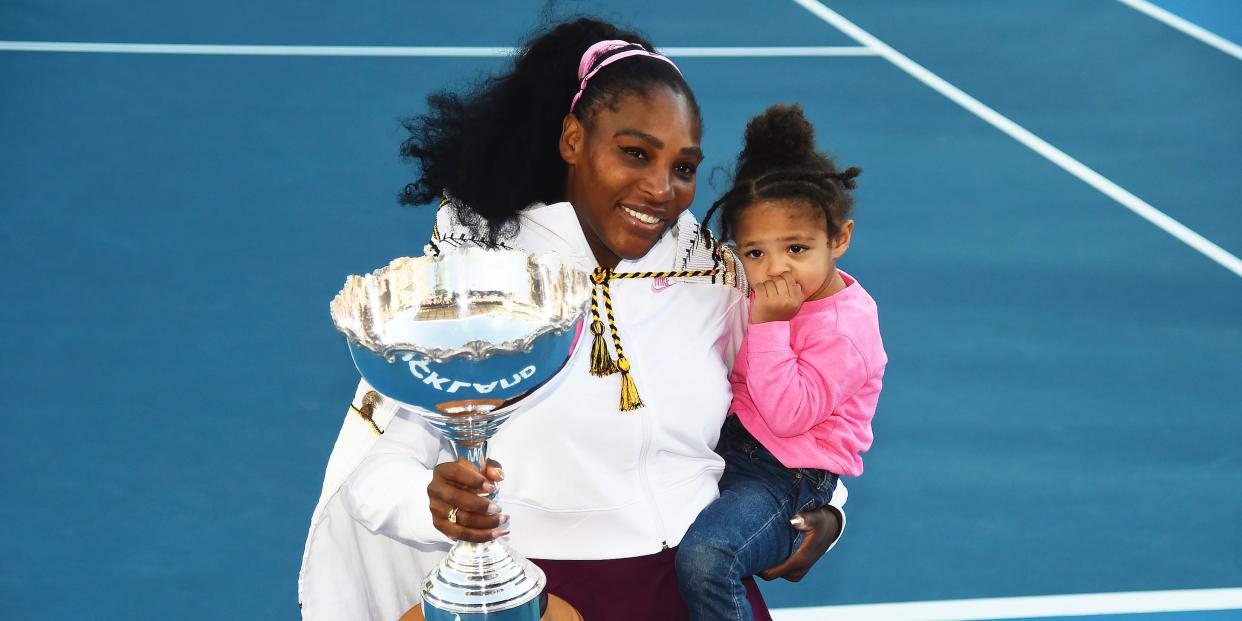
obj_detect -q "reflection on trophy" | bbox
[331,248,592,620]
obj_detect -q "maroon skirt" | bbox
[531,547,772,621]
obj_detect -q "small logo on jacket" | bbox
[651,276,674,293]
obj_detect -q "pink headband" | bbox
[569,40,682,113]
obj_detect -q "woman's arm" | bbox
[758,503,846,582]
[759,469,849,581]
[338,397,456,546]
[761,479,848,582]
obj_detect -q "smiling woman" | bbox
[298,17,845,621]
[398,24,700,251]
[559,86,704,265]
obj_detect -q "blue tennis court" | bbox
[2,1,1239,619]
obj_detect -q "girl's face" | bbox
[734,199,853,301]
[560,86,703,268]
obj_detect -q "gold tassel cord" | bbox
[589,268,618,376]
[588,267,719,412]
[599,272,643,411]
[589,318,617,376]
[616,356,643,411]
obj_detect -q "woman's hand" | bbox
[758,506,843,582]
[427,458,508,543]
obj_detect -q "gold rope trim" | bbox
[608,269,718,280]
[588,267,720,411]
[433,198,445,242]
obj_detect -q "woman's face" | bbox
[560,86,703,268]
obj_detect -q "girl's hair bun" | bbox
[701,101,860,244]
[835,166,862,190]
[736,103,817,181]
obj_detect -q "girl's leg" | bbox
[676,466,797,621]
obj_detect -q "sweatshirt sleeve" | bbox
[720,292,750,372]
[742,322,871,438]
[338,408,455,546]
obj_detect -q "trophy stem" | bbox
[418,403,547,618]
[425,433,547,620]
[453,440,494,499]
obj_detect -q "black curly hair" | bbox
[399,17,701,241]
[704,104,860,244]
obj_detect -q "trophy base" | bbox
[422,596,542,621]
[420,539,547,621]
[403,594,583,621]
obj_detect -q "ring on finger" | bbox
[447,506,460,524]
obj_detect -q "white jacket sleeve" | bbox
[338,202,478,545]
[821,480,848,554]
[339,397,456,546]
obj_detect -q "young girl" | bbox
[676,104,887,621]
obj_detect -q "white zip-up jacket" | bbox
[298,202,847,620]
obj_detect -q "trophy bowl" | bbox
[330,247,593,620]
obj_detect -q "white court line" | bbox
[771,587,1242,621]
[1117,0,1242,61]
[664,46,877,57]
[0,41,875,57]
[791,0,1242,279]
[0,41,515,56]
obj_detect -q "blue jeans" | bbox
[676,416,838,621]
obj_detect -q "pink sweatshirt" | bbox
[730,270,887,476]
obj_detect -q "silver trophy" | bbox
[330,248,593,620]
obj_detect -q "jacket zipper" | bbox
[636,353,670,551]
[615,262,671,551]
